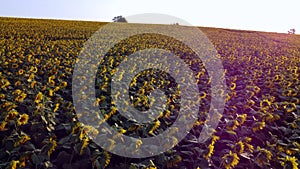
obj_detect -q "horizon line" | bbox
[0,15,297,35]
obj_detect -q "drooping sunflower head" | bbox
[222,151,240,169]
[59,81,67,88]
[35,92,43,104]
[255,147,273,166]
[14,134,31,147]
[253,85,260,94]
[48,137,57,156]
[234,141,245,154]
[230,82,236,90]
[0,121,8,131]
[226,119,238,130]
[260,99,271,111]
[204,142,215,160]
[281,156,298,169]
[10,160,20,169]
[27,73,35,82]
[5,109,19,121]
[283,102,296,113]
[12,89,22,96]
[15,92,27,103]
[103,150,111,167]
[252,121,266,132]
[29,66,38,73]
[236,114,247,126]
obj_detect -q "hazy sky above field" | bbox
[1,0,299,33]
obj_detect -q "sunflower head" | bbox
[18,69,24,75]
[0,93,5,99]
[17,114,29,126]
[14,81,21,86]
[12,63,18,69]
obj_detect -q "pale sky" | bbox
[0,0,299,33]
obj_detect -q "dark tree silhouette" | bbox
[288,28,295,34]
[112,16,127,23]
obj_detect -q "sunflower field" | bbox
[0,17,299,169]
